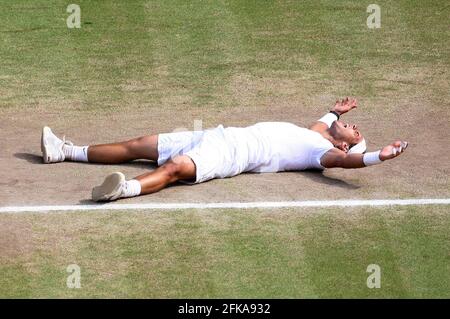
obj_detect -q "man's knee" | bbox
[163,156,195,180]
[161,161,181,179]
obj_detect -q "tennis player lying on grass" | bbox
[41,98,408,201]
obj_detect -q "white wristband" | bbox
[318,112,338,128]
[363,150,382,166]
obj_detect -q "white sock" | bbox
[63,145,89,162]
[121,179,141,198]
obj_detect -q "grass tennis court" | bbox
[2,0,448,111]
[1,205,449,298]
[0,0,449,298]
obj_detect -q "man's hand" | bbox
[309,96,358,133]
[380,140,409,161]
[331,97,357,116]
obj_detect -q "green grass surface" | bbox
[0,0,448,111]
[1,0,449,299]
[1,205,449,298]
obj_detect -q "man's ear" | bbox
[336,141,349,153]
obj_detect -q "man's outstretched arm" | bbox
[309,97,357,133]
[320,140,409,169]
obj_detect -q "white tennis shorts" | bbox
[157,125,237,183]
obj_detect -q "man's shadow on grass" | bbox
[14,153,42,164]
[14,152,186,204]
[14,153,359,204]
[299,169,360,190]
[14,152,157,170]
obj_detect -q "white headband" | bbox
[348,138,367,154]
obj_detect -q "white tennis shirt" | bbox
[223,122,335,174]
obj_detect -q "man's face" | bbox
[333,120,364,146]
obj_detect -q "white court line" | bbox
[0,198,449,213]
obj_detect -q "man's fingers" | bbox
[391,141,408,156]
[334,97,358,111]
[392,147,402,156]
[392,147,398,156]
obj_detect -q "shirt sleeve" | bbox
[309,140,334,170]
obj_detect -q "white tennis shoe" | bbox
[92,172,126,202]
[41,126,73,164]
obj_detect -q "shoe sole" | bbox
[41,126,52,164]
[92,172,125,202]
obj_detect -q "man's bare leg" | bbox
[41,127,196,201]
[92,155,196,201]
[135,155,196,194]
[42,126,160,164]
[87,135,159,163]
